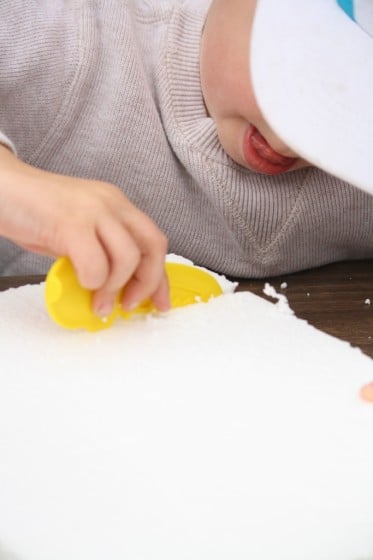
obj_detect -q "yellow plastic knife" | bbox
[45,257,223,331]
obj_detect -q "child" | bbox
[0,0,373,319]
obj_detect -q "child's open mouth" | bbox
[243,125,297,175]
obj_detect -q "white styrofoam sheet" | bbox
[0,282,372,560]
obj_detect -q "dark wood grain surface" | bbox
[236,260,373,358]
[1,260,373,358]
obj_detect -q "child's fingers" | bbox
[66,230,109,291]
[119,212,169,310]
[90,211,168,316]
[149,271,171,311]
[91,220,143,316]
[120,254,170,312]
[42,180,170,317]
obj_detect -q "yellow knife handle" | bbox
[45,257,223,331]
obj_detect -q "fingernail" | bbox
[122,300,140,312]
[95,302,113,318]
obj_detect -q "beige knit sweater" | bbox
[1,0,373,277]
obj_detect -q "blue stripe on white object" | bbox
[337,0,373,36]
[337,0,354,18]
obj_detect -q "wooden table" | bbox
[1,260,373,358]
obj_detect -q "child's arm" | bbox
[0,144,170,317]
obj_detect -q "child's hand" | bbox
[0,145,169,316]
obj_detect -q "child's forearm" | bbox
[0,144,170,316]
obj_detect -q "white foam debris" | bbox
[263,282,294,315]
[364,298,371,305]
[280,282,288,290]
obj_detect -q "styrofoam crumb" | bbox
[263,283,294,315]
[364,298,371,305]
[280,282,288,290]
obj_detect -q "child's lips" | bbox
[243,125,297,175]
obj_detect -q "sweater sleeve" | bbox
[0,1,86,161]
[0,131,16,154]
